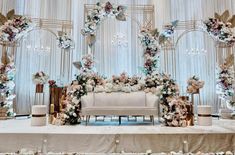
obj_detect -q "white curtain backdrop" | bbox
[0,0,234,114]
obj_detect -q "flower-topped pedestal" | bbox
[186,76,204,115]
[32,71,49,105]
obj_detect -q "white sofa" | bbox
[81,91,159,125]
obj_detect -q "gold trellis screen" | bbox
[25,18,73,83]
[30,18,73,33]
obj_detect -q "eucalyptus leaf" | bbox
[116,13,126,21]
[220,10,230,22]
[6,9,15,19]
[73,61,82,70]
[171,20,179,27]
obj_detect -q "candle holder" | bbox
[180,96,194,126]
[0,107,7,120]
[190,89,201,115]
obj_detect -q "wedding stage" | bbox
[0,118,235,153]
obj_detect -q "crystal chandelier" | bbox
[186,48,207,55]
[26,30,51,54]
[111,33,128,47]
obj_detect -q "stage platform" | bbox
[0,118,235,153]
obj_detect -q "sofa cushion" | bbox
[93,92,146,107]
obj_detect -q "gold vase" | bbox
[36,84,44,93]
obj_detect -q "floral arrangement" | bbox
[0,57,16,117]
[64,53,185,125]
[138,28,160,75]
[155,73,190,127]
[226,100,235,110]
[138,21,178,75]
[217,65,234,98]
[48,80,57,87]
[62,70,188,125]
[158,73,180,105]
[186,76,205,94]
[144,73,162,93]
[82,54,94,70]
[108,72,142,93]
[56,31,74,49]
[62,74,89,125]
[81,1,127,46]
[32,71,49,85]
[92,72,142,93]
[86,73,106,92]
[162,97,189,127]
[203,10,235,46]
[0,9,34,43]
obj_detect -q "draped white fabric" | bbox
[0,0,234,114]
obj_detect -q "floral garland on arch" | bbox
[216,65,234,98]
[81,1,127,46]
[0,9,34,43]
[0,56,16,117]
[81,1,178,75]
[203,10,235,46]
[56,31,74,49]
[138,20,178,75]
[216,54,234,111]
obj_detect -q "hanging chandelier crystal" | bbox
[186,48,207,55]
[111,33,128,47]
[25,30,51,54]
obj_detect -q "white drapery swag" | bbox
[0,0,234,114]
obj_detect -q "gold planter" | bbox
[0,107,7,120]
[36,84,44,93]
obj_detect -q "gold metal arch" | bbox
[175,29,216,47]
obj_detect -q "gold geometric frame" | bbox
[161,20,235,79]
[83,4,155,56]
[0,18,73,114]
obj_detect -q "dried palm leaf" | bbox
[224,54,234,68]
[228,15,235,28]
[87,34,96,46]
[0,13,7,26]
[73,61,82,70]
[6,9,15,20]
[220,10,230,23]
[116,13,126,21]
[214,12,221,20]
